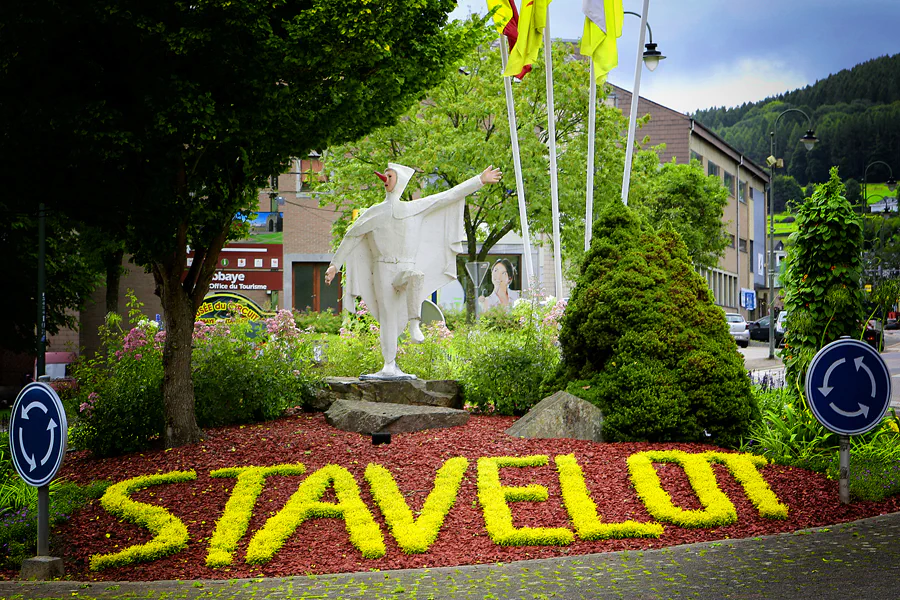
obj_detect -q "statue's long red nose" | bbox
[374,171,388,183]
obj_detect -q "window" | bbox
[749,240,755,272]
[738,180,748,204]
[723,171,735,197]
[739,238,748,253]
[727,233,735,248]
[691,150,703,165]
[708,161,720,178]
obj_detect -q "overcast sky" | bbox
[449,0,900,114]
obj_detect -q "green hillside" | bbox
[693,54,900,189]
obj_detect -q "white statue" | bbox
[325,163,502,379]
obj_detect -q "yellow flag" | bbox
[485,0,514,34]
[580,0,623,82]
[503,0,551,80]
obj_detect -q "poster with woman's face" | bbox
[477,256,521,313]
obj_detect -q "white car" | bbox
[775,311,788,346]
[725,313,750,348]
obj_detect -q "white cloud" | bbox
[618,58,809,115]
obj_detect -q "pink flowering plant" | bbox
[68,293,319,457]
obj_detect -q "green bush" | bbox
[781,167,866,389]
[455,322,560,416]
[193,312,318,427]
[547,202,757,447]
[68,295,320,456]
[0,437,109,569]
[294,308,342,334]
[68,314,166,457]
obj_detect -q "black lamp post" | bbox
[863,160,897,215]
[767,108,818,359]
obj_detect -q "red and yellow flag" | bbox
[486,0,550,80]
[580,0,623,82]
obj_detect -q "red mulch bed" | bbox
[6,413,900,582]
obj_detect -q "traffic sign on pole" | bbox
[805,338,891,436]
[9,382,68,487]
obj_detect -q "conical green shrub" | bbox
[547,201,757,446]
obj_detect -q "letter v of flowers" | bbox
[365,457,468,554]
[90,470,197,570]
[206,464,307,567]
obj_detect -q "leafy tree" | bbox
[0,203,102,353]
[546,201,757,447]
[628,158,729,270]
[1,0,480,446]
[844,178,861,205]
[772,174,804,213]
[781,168,866,389]
[321,36,609,314]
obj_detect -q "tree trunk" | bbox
[104,247,125,315]
[155,260,203,448]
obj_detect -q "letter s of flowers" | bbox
[365,457,468,554]
[554,454,663,539]
[206,464,307,567]
[245,464,385,564]
[90,470,197,570]
[477,455,574,546]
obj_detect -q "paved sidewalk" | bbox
[3,512,900,599]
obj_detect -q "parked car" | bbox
[725,313,750,348]
[775,311,789,346]
[747,315,784,345]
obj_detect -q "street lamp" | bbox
[620,2,666,206]
[863,160,897,215]
[767,108,819,359]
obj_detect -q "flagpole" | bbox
[543,7,563,299]
[500,36,535,292]
[620,0,650,206]
[585,59,597,251]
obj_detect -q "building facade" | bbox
[607,84,771,320]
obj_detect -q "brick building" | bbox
[606,84,771,320]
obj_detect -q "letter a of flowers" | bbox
[477,455,574,546]
[245,464,385,563]
[90,470,197,570]
[554,454,664,539]
[365,457,468,554]
[206,464,307,567]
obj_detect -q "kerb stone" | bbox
[325,399,469,435]
[505,391,604,442]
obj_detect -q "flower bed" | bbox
[13,414,900,582]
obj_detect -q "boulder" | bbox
[312,377,461,412]
[325,399,469,435]
[505,391,604,442]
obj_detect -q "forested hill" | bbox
[692,53,900,188]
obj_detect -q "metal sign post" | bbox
[9,382,68,578]
[805,338,891,505]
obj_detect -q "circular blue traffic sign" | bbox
[8,382,68,487]
[805,338,891,435]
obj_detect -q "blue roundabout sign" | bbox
[805,338,892,435]
[9,382,68,487]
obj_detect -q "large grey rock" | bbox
[325,399,469,435]
[312,377,461,412]
[505,391,604,442]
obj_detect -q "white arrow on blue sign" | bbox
[9,382,68,487]
[805,338,892,435]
